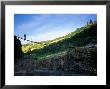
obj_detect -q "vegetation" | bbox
[22,21,97,60]
[14,35,23,64]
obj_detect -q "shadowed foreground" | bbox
[14,45,97,76]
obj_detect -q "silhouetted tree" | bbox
[14,35,23,64]
[89,19,93,24]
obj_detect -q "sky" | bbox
[14,14,97,44]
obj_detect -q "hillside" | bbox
[22,22,97,60]
[15,22,97,76]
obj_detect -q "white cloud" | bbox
[20,27,74,44]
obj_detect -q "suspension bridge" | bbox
[15,34,44,44]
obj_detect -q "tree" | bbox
[14,35,23,64]
[87,21,89,25]
[89,19,93,24]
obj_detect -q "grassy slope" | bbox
[22,22,97,60]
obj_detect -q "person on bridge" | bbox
[24,34,26,41]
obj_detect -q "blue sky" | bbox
[14,14,97,44]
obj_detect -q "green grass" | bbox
[38,50,68,60]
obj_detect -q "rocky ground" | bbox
[14,45,97,76]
